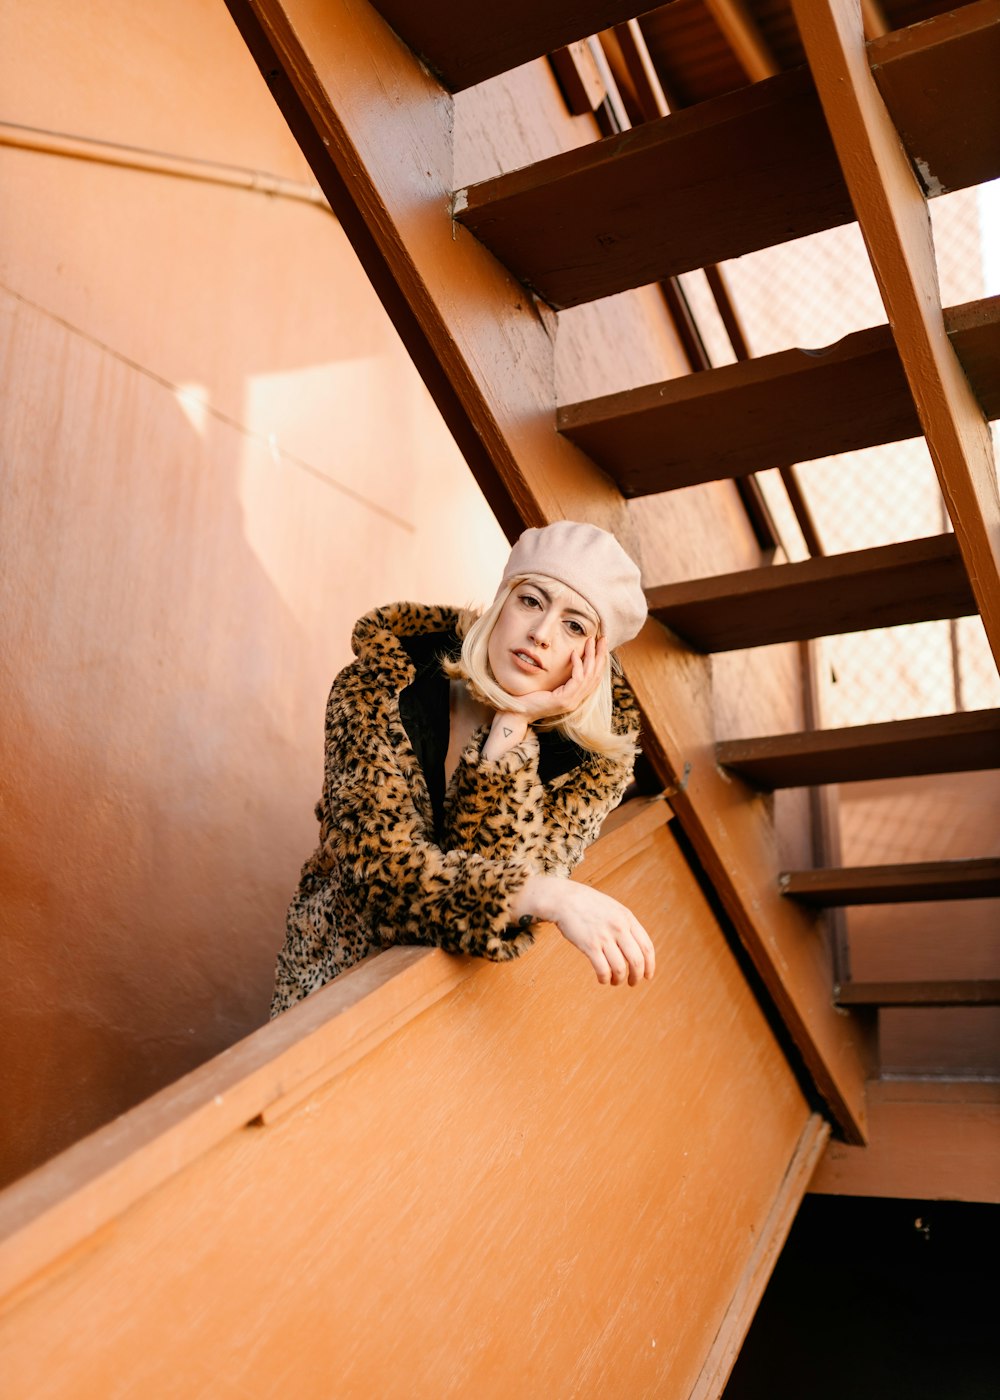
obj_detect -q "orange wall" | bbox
[0,0,510,1185]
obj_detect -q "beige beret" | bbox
[499,521,646,650]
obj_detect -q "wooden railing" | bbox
[0,803,825,1398]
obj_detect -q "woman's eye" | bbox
[519,593,541,609]
[566,620,585,636]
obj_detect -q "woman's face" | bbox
[487,576,600,696]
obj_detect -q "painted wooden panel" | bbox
[0,806,814,1398]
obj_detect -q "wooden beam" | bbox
[810,1079,1000,1202]
[647,534,975,653]
[860,0,889,40]
[792,0,1000,673]
[716,708,1000,789]
[780,859,1000,906]
[835,980,1000,1007]
[869,0,1000,198]
[548,42,607,117]
[456,67,851,308]
[598,20,672,124]
[559,296,1000,495]
[703,0,779,83]
[367,0,655,91]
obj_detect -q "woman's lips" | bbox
[511,649,544,673]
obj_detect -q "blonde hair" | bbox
[443,578,637,762]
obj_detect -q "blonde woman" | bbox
[271,521,655,1016]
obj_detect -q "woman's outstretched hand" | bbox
[512,874,655,986]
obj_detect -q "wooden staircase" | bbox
[225,0,1000,1357]
[2,2,997,1395]
[234,0,999,1271]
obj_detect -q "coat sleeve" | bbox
[314,660,536,962]
[536,751,634,876]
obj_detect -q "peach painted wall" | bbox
[0,0,510,1185]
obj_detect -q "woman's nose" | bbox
[529,617,552,647]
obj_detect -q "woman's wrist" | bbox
[509,873,559,926]
[482,709,531,761]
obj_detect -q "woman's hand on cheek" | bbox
[512,875,655,986]
[515,636,607,722]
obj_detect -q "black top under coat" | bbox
[398,630,585,843]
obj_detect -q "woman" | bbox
[270,520,655,1016]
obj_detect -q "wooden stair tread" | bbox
[456,66,850,309]
[868,0,1000,200]
[558,296,1000,495]
[368,1,645,92]
[835,980,1000,1008]
[716,709,1000,789]
[647,534,976,652]
[455,9,1000,309]
[780,859,1000,906]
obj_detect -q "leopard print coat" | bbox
[270,602,640,1015]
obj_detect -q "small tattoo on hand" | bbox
[503,727,512,738]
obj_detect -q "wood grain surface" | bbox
[0,804,813,1398]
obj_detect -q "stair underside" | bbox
[647,534,976,652]
[780,859,1000,906]
[368,0,644,91]
[559,296,1000,494]
[716,708,1000,789]
[455,10,1000,308]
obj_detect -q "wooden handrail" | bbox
[0,801,665,1305]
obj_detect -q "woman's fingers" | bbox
[606,921,653,986]
[589,947,614,985]
[603,941,630,986]
[522,875,656,987]
[631,919,656,982]
[585,918,655,987]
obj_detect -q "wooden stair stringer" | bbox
[223,0,870,1142]
[622,625,872,1140]
[793,0,1000,669]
